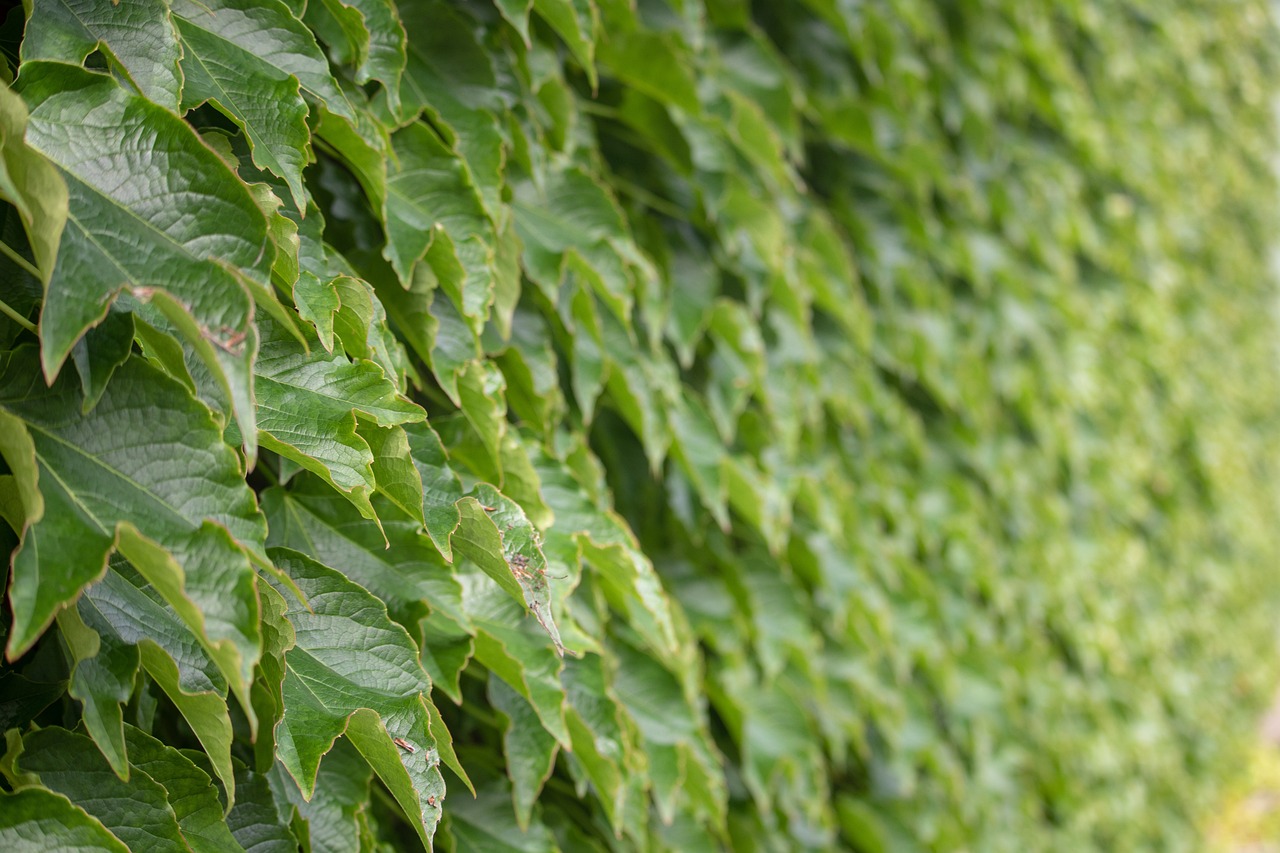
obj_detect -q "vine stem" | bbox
[0,239,41,280]
[0,294,36,335]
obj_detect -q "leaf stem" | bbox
[0,294,36,335]
[0,239,42,281]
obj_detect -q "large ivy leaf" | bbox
[0,787,128,852]
[0,349,263,741]
[16,62,274,455]
[268,548,449,848]
[20,0,183,111]
[1,727,189,852]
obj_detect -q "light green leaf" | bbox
[56,604,138,778]
[464,576,568,747]
[598,29,698,113]
[254,315,423,524]
[491,0,533,46]
[455,483,562,651]
[20,0,183,111]
[405,420,464,561]
[340,0,407,114]
[360,422,425,526]
[80,560,238,806]
[294,271,340,351]
[532,0,597,90]
[0,787,128,853]
[384,122,493,288]
[0,81,67,284]
[268,548,448,848]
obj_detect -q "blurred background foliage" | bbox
[2,0,1280,850]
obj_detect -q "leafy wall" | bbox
[1,0,1279,850]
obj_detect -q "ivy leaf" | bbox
[338,0,407,114]
[405,420,464,561]
[1,727,189,852]
[123,725,247,853]
[172,0,316,212]
[491,0,533,46]
[398,1,508,221]
[268,547,449,848]
[464,576,568,747]
[269,737,372,853]
[384,122,493,291]
[254,316,424,524]
[489,675,558,831]
[0,81,67,284]
[0,350,266,672]
[532,0,598,91]
[78,560,238,806]
[20,0,183,111]
[17,62,275,456]
[0,787,128,852]
[442,759,561,852]
[455,484,562,652]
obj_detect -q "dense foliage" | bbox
[1,0,1279,849]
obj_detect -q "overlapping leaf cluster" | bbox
[1,0,1278,849]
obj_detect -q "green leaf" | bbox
[384,122,492,288]
[0,787,128,852]
[268,548,449,848]
[489,674,558,831]
[18,62,274,456]
[464,577,568,747]
[170,0,353,212]
[217,758,299,853]
[2,727,189,852]
[124,725,246,853]
[270,737,372,853]
[405,420,464,561]
[397,1,508,221]
[293,272,340,352]
[261,487,441,625]
[442,760,561,852]
[20,0,183,111]
[254,315,424,524]
[56,604,138,778]
[0,350,266,664]
[339,0,407,114]
[454,483,562,651]
[598,30,698,114]
[79,560,239,806]
[0,81,67,284]
[69,310,134,413]
[491,0,533,46]
[532,0,597,91]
